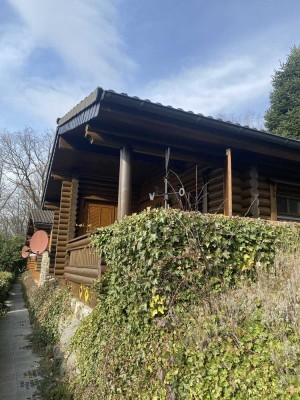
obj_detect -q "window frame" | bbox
[277,194,300,221]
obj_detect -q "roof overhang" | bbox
[42,87,300,206]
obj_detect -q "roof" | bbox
[42,86,300,206]
[56,87,300,151]
[30,209,53,225]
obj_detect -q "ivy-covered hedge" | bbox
[22,273,72,347]
[70,209,300,399]
[91,209,298,288]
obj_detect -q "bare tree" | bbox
[216,111,266,130]
[0,127,54,236]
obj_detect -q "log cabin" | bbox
[41,87,300,301]
[25,209,53,281]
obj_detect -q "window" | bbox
[277,195,300,219]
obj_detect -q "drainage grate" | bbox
[20,379,39,389]
[25,394,39,400]
[24,369,39,378]
[19,345,32,350]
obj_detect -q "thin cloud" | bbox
[8,0,136,83]
[13,80,88,126]
[138,56,273,117]
[1,0,298,131]
[0,25,33,75]
[1,0,136,129]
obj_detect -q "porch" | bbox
[42,89,300,303]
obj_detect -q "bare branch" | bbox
[0,127,55,236]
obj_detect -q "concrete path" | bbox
[0,280,41,400]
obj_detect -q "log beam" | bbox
[85,125,125,148]
[58,137,75,150]
[86,124,224,165]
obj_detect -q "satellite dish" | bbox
[30,230,49,254]
[21,246,30,259]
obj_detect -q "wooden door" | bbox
[87,203,116,231]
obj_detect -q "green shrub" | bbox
[0,234,24,273]
[69,209,300,399]
[22,273,74,400]
[23,274,72,348]
[0,270,14,303]
[0,270,14,315]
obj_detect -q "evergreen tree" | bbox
[265,45,300,139]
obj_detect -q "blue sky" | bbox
[0,0,299,132]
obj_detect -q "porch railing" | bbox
[65,234,107,286]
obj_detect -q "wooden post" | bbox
[224,148,232,216]
[202,172,208,213]
[118,146,132,219]
[270,182,277,221]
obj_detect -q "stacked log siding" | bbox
[208,168,224,214]
[258,176,272,219]
[49,209,59,274]
[139,164,205,211]
[232,172,243,216]
[241,167,259,217]
[54,179,79,276]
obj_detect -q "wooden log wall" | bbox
[207,167,243,216]
[174,165,205,211]
[64,235,108,307]
[240,167,272,219]
[27,257,36,273]
[270,183,277,221]
[232,172,243,216]
[258,175,271,219]
[27,256,40,281]
[208,168,224,214]
[139,165,165,209]
[49,209,59,274]
[241,167,260,217]
[79,177,118,203]
[64,235,104,286]
[54,178,79,277]
[139,163,205,211]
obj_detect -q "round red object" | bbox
[30,230,49,254]
[21,246,30,258]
